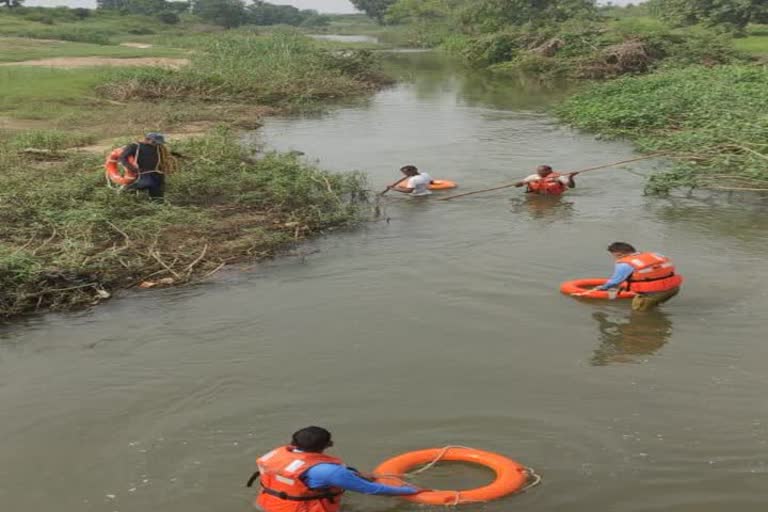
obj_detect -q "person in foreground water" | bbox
[249,426,421,512]
[590,242,683,311]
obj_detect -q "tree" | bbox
[458,0,597,32]
[647,0,767,30]
[97,0,129,9]
[350,0,397,23]
[192,0,246,28]
[1,0,25,6]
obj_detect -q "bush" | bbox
[556,65,768,193]
[158,10,180,24]
[99,31,388,104]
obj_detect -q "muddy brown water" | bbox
[2,51,768,512]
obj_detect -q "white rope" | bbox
[406,445,474,476]
[398,446,543,505]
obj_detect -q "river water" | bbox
[2,51,768,512]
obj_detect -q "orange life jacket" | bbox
[526,172,566,195]
[252,446,345,512]
[618,252,683,293]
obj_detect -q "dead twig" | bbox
[150,250,182,280]
[185,244,209,275]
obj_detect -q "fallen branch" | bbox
[185,244,209,275]
[150,250,182,280]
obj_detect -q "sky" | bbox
[24,1,642,13]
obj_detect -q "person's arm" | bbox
[304,464,420,496]
[390,177,415,194]
[594,263,634,290]
[557,173,577,188]
[516,175,537,188]
[119,144,140,174]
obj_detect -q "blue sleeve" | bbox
[596,263,634,290]
[303,464,418,496]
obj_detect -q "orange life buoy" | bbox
[373,447,529,505]
[560,278,635,299]
[105,147,138,186]
[429,180,458,190]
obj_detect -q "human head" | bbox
[291,426,333,453]
[400,165,419,177]
[536,165,553,177]
[144,132,166,145]
[607,242,637,259]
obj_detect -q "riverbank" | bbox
[0,29,388,320]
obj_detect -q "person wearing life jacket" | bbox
[389,165,433,197]
[248,426,421,512]
[514,165,577,195]
[118,132,182,200]
[593,242,683,311]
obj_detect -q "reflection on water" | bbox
[510,194,575,221]
[590,310,673,366]
[383,52,573,111]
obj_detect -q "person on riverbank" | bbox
[389,165,433,197]
[590,242,683,311]
[514,165,576,195]
[118,133,180,200]
[248,426,421,512]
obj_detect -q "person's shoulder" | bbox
[523,174,539,181]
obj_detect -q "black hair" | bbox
[291,426,332,452]
[400,165,419,175]
[607,242,636,254]
[538,165,553,173]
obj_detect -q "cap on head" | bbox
[607,242,636,254]
[145,132,166,145]
[291,426,332,453]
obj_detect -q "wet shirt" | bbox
[406,172,433,196]
[120,143,160,172]
[595,263,635,290]
[303,463,418,495]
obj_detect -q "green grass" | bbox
[0,128,370,318]
[98,31,389,105]
[556,65,768,193]
[734,25,768,56]
[0,9,195,44]
[0,36,187,62]
[0,67,103,119]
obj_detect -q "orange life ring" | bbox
[105,147,138,186]
[373,447,529,505]
[429,180,458,190]
[560,278,635,299]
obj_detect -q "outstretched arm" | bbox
[304,464,420,496]
[595,263,634,290]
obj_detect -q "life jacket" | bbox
[250,445,345,512]
[526,172,566,195]
[618,252,683,293]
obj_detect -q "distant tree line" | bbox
[353,0,768,31]
[93,0,330,28]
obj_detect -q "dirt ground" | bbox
[0,56,189,69]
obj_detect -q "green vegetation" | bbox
[0,128,370,318]
[97,31,387,104]
[0,36,185,62]
[734,24,768,56]
[556,65,768,193]
[646,0,768,31]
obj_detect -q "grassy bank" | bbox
[0,129,370,319]
[98,31,388,105]
[556,65,768,193]
[0,24,388,319]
